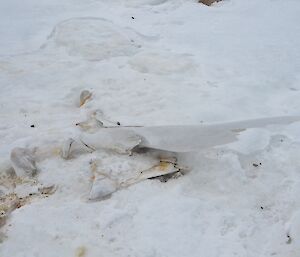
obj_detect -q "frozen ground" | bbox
[1,0,300,256]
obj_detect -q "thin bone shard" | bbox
[79,90,92,107]
[133,116,300,152]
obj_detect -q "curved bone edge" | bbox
[89,178,118,200]
[133,116,300,152]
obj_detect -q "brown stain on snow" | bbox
[75,246,87,257]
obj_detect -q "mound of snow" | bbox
[129,52,194,75]
[49,18,141,60]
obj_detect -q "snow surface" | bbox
[1,0,300,256]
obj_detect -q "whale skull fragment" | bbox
[7,116,300,202]
[9,116,300,177]
[64,116,300,155]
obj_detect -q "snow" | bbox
[1,0,300,256]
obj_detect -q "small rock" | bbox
[286,234,292,244]
[198,0,222,6]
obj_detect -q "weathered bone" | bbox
[76,116,300,153]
